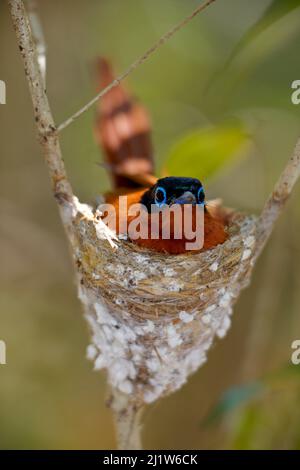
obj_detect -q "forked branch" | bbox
[7,0,300,451]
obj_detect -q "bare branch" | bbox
[56,0,217,133]
[25,0,47,85]
[110,388,144,450]
[8,0,73,204]
[254,137,300,260]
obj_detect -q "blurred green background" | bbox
[1,0,300,449]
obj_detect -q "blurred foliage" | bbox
[1,0,300,450]
[203,363,300,449]
[205,0,300,114]
[203,382,264,427]
[165,122,250,182]
[225,0,300,68]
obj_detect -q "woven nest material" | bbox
[66,197,258,404]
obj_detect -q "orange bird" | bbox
[94,59,228,254]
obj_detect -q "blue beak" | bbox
[173,191,197,205]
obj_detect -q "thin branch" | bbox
[254,137,300,260]
[8,0,73,205]
[110,388,144,450]
[25,0,47,85]
[56,0,217,133]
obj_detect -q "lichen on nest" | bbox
[66,197,258,403]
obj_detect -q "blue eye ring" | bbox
[197,186,205,206]
[154,186,167,207]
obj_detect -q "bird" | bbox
[94,58,228,254]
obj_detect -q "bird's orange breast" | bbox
[103,189,228,254]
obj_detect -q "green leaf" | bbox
[226,0,300,65]
[165,123,250,181]
[202,382,264,427]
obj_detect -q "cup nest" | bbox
[65,197,258,404]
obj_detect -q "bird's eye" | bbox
[154,186,167,207]
[197,186,205,205]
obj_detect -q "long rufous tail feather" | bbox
[94,58,155,190]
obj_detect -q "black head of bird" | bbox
[140,176,206,212]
